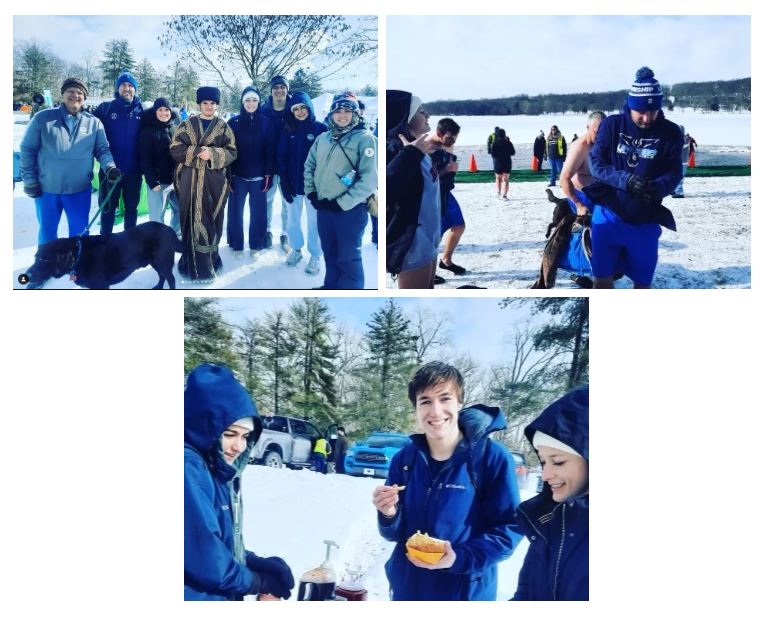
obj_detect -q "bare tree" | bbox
[81,51,102,95]
[410,306,454,364]
[158,15,375,93]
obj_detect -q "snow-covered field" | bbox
[386,176,751,289]
[240,464,539,601]
[12,117,378,290]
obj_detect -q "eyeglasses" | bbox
[64,89,85,97]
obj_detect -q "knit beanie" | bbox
[241,86,260,105]
[116,69,137,90]
[408,95,423,123]
[231,417,255,431]
[628,67,663,111]
[197,86,221,105]
[386,90,412,132]
[270,75,289,92]
[153,97,171,110]
[61,78,88,98]
[532,431,582,458]
[331,93,359,113]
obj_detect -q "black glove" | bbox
[24,183,42,199]
[280,179,295,204]
[322,198,343,213]
[106,167,123,183]
[307,192,319,209]
[638,180,662,203]
[626,174,649,195]
[248,566,294,600]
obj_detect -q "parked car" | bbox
[345,432,411,479]
[509,450,530,490]
[249,415,336,470]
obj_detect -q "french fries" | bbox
[406,531,447,554]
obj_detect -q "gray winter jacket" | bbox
[20,106,115,195]
[303,128,377,211]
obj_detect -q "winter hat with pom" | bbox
[116,69,138,90]
[628,67,663,111]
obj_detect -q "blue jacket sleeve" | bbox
[19,113,41,184]
[510,543,533,600]
[376,449,405,541]
[93,119,116,172]
[276,127,289,179]
[447,442,524,575]
[652,131,684,198]
[588,118,631,191]
[184,456,253,597]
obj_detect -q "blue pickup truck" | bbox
[344,432,411,479]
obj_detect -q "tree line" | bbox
[425,77,751,116]
[184,297,588,462]
[13,15,377,108]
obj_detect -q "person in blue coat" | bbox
[277,91,327,276]
[93,69,144,236]
[583,67,683,289]
[184,364,295,601]
[511,385,589,601]
[373,362,523,600]
[226,86,276,260]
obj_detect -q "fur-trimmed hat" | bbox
[61,78,88,98]
[197,86,221,105]
[628,67,663,111]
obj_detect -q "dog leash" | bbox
[69,236,84,282]
[80,175,121,236]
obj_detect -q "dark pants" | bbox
[334,457,346,475]
[313,453,327,474]
[371,214,378,244]
[99,169,143,236]
[534,156,544,172]
[317,202,367,289]
[228,176,268,251]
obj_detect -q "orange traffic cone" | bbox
[688,151,696,168]
[531,156,538,172]
[469,153,478,173]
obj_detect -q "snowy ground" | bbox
[12,117,378,290]
[386,176,751,289]
[240,464,539,601]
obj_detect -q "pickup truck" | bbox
[249,415,336,470]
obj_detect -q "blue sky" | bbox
[387,15,751,101]
[218,297,547,367]
[12,15,376,94]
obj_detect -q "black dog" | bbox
[26,221,183,289]
[545,188,573,239]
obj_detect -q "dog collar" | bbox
[69,237,83,281]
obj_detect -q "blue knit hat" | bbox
[330,94,359,113]
[628,67,663,111]
[116,69,137,90]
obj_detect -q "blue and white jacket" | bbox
[93,94,144,174]
[277,91,327,195]
[378,405,523,600]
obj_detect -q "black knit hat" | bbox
[61,78,88,98]
[153,97,171,110]
[386,89,413,132]
[270,75,289,92]
[196,86,221,105]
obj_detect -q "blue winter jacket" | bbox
[227,86,277,181]
[93,94,144,174]
[277,91,328,195]
[511,385,589,601]
[184,364,264,601]
[262,94,292,159]
[378,405,523,601]
[584,104,683,227]
[19,106,115,194]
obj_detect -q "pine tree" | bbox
[99,39,135,95]
[133,57,159,101]
[288,299,338,426]
[254,310,293,416]
[235,318,265,409]
[184,298,241,376]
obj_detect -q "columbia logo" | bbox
[221,504,229,510]
[445,483,466,490]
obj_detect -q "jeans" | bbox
[227,176,268,251]
[313,454,327,474]
[265,174,289,234]
[549,158,564,185]
[317,202,367,289]
[674,163,688,195]
[98,169,143,235]
[36,189,92,244]
[146,183,180,236]
[286,195,322,257]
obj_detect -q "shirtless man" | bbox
[560,111,606,216]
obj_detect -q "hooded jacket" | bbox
[584,104,683,227]
[262,93,292,157]
[511,385,589,601]
[378,405,523,601]
[138,107,180,187]
[277,91,328,195]
[93,94,144,174]
[227,86,277,180]
[184,364,264,601]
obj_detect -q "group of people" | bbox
[19,70,378,289]
[386,67,692,289]
[184,361,589,601]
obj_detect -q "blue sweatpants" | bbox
[228,176,268,251]
[590,204,662,286]
[313,453,327,474]
[36,189,92,245]
[317,202,367,289]
[565,189,595,214]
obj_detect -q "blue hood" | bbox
[524,385,588,462]
[287,91,316,123]
[184,364,263,464]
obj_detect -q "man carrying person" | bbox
[94,69,144,236]
[20,78,119,249]
[426,118,466,283]
[262,75,293,253]
[583,67,682,289]
[560,111,606,216]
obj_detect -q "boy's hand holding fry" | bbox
[372,484,406,517]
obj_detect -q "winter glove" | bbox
[307,192,320,209]
[248,556,294,587]
[280,178,295,203]
[322,198,344,213]
[248,568,294,600]
[24,183,42,199]
[626,174,649,195]
[637,180,662,204]
[106,167,123,183]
